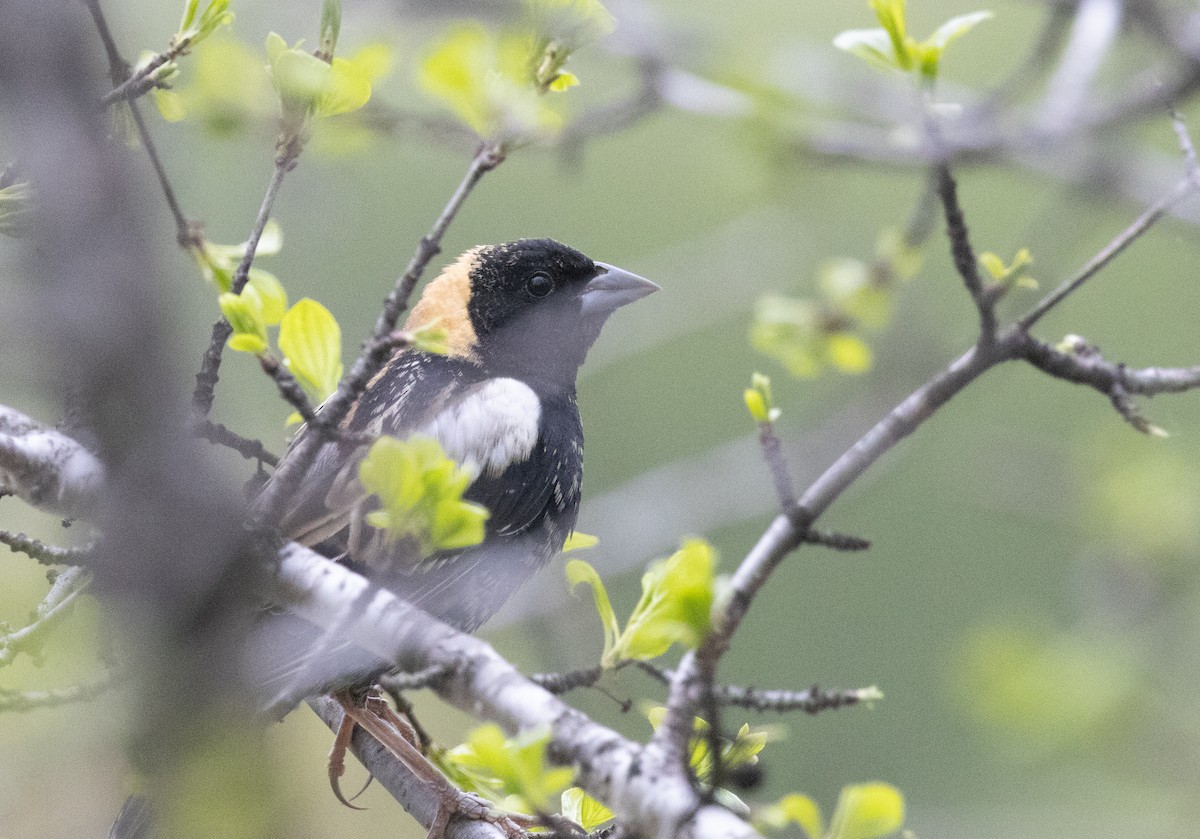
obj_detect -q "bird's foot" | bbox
[331,688,534,838]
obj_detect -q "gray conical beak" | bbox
[580,262,660,318]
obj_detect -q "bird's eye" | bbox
[525,272,553,298]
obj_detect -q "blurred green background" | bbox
[3,0,1200,837]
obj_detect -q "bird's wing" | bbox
[276,351,556,554]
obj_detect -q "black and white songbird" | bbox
[257,239,657,822]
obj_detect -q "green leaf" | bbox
[359,436,489,554]
[278,298,342,402]
[756,793,824,838]
[562,532,598,552]
[978,251,1006,279]
[524,0,616,50]
[826,333,872,374]
[832,28,900,73]
[560,787,613,831]
[409,321,451,356]
[218,291,268,355]
[246,269,288,325]
[869,0,910,68]
[0,182,34,238]
[611,538,715,664]
[419,23,560,138]
[445,724,572,814]
[828,783,905,839]
[548,71,580,92]
[566,558,620,665]
[317,56,372,117]
[924,10,993,52]
[178,0,233,45]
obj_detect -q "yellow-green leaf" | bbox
[561,787,613,831]
[359,436,488,554]
[756,793,823,838]
[245,268,288,324]
[826,333,872,374]
[562,531,598,552]
[612,538,715,664]
[278,298,342,402]
[566,558,620,665]
[828,783,905,839]
[218,291,268,355]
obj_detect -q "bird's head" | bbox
[405,239,659,386]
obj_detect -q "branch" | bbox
[0,529,92,566]
[0,406,759,838]
[192,419,279,467]
[635,663,882,715]
[0,404,106,518]
[272,544,762,839]
[0,566,91,666]
[935,164,996,343]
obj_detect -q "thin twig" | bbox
[936,164,996,342]
[100,50,177,107]
[800,529,871,552]
[192,420,279,467]
[258,355,319,426]
[0,674,119,712]
[0,567,92,666]
[1018,172,1200,329]
[82,0,193,244]
[636,663,881,714]
[191,160,291,416]
[0,530,92,566]
[756,421,795,509]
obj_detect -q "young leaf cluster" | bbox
[834,0,991,83]
[437,724,572,815]
[567,538,715,668]
[750,228,922,378]
[418,0,614,140]
[264,31,375,153]
[357,437,489,555]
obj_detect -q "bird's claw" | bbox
[428,790,534,839]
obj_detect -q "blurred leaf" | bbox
[954,625,1140,752]
[832,28,900,73]
[153,88,186,122]
[176,35,273,134]
[826,333,872,374]
[419,23,561,138]
[828,782,905,839]
[176,0,234,46]
[561,787,613,831]
[359,436,489,554]
[755,792,823,838]
[278,298,342,403]
[925,10,993,51]
[410,320,451,356]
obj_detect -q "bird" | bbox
[260,238,658,826]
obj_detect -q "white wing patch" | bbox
[419,378,542,479]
